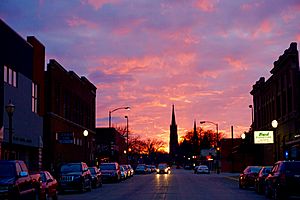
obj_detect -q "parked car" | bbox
[127,165,134,177]
[149,165,157,173]
[0,160,37,200]
[135,164,148,174]
[88,167,102,188]
[99,162,121,182]
[195,165,210,174]
[239,166,262,189]
[120,166,127,180]
[38,171,58,200]
[156,163,170,174]
[265,160,300,199]
[58,162,92,192]
[254,166,272,194]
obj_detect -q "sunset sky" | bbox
[1,0,300,149]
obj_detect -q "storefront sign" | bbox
[57,132,74,144]
[254,131,274,144]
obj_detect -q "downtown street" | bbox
[59,168,265,200]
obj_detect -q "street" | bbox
[59,168,265,200]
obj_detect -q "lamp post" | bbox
[200,120,219,173]
[5,100,15,160]
[249,105,254,125]
[200,121,219,143]
[125,116,129,164]
[83,130,89,163]
[271,120,278,162]
[108,106,130,128]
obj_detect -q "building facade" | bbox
[250,42,300,165]
[43,59,97,171]
[95,128,126,165]
[0,19,44,170]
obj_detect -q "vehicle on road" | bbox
[127,165,134,177]
[239,166,262,189]
[58,162,92,192]
[88,167,102,188]
[135,164,148,174]
[265,160,300,199]
[156,163,170,174]
[39,170,58,200]
[100,162,121,182]
[254,166,272,194]
[0,160,37,200]
[195,165,210,174]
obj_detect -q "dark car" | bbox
[265,160,300,199]
[88,167,102,188]
[39,171,58,200]
[134,164,148,174]
[58,162,92,192]
[0,160,36,200]
[156,163,170,174]
[239,166,262,189]
[99,162,121,182]
[254,166,272,194]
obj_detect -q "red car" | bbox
[239,166,262,189]
[39,171,58,200]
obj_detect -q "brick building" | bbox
[43,59,97,170]
[95,128,127,165]
[250,42,300,165]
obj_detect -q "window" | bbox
[32,82,38,113]
[3,65,17,87]
[4,65,7,82]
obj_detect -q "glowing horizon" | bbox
[1,0,299,151]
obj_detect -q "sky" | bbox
[1,0,300,150]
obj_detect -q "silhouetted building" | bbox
[95,128,126,164]
[0,19,44,170]
[43,59,97,170]
[192,120,199,155]
[250,42,300,164]
[169,105,178,162]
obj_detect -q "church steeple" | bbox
[169,104,178,162]
[171,104,176,125]
[193,120,198,141]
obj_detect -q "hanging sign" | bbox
[254,131,274,144]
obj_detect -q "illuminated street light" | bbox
[200,120,220,174]
[272,120,278,161]
[83,130,89,163]
[108,106,130,128]
[125,115,129,164]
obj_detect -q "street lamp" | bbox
[200,121,219,142]
[200,120,219,174]
[83,130,89,163]
[125,116,129,164]
[271,120,278,162]
[108,106,130,128]
[249,105,254,125]
[5,100,15,160]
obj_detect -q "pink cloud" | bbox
[194,0,219,12]
[82,0,120,10]
[224,57,248,71]
[66,16,98,29]
[253,19,273,38]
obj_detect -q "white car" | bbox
[196,165,210,174]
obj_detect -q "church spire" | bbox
[171,104,176,125]
[169,104,178,162]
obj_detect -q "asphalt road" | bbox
[59,168,266,200]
